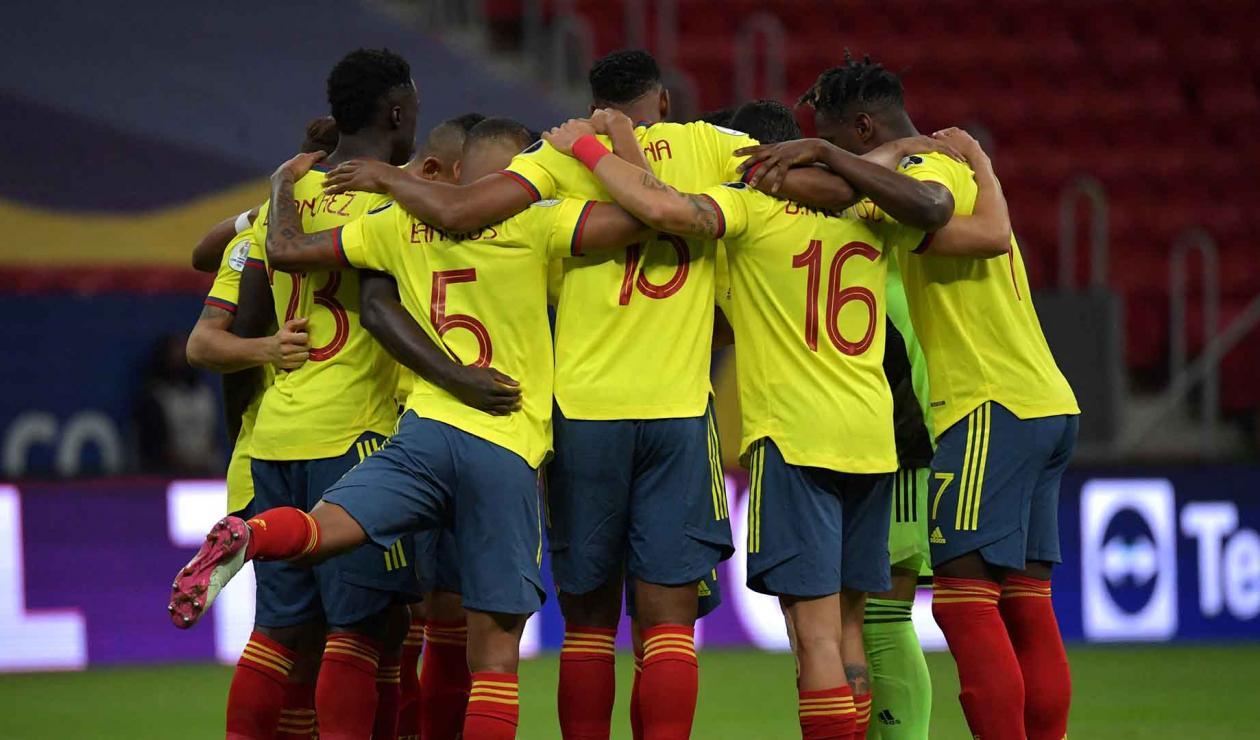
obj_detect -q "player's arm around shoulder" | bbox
[917,128,1012,258]
[264,151,349,273]
[542,120,725,241]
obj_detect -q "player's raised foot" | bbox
[168,516,250,629]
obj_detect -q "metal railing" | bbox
[1167,228,1221,450]
[734,13,787,104]
[1057,175,1109,290]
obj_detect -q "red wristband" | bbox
[572,135,611,170]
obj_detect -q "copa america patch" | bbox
[713,125,748,137]
[531,198,562,208]
[899,154,925,169]
[228,240,251,272]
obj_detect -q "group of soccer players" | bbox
[171,44,1078,740]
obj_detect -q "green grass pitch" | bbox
[2,644,1257,738]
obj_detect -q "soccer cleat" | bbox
[168,516,250,629]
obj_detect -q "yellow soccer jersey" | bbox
[246,167,399,461]
[886,152,1079,437]
[337,198,587,467]
[503,121,758,420]
[205,229,272,512]
[705,182,924,474]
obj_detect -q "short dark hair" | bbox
[730,100,801,144]
[447,112,487,132]
[800,50,904,118]
[589,49,662,105]
[464,117,535,153]
[300,115,339,153]
[694,106,739,127]
[421,112,485,158]
[326,48,412,134]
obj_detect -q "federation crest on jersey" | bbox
[228,239,251,272]
[898,154,925,170]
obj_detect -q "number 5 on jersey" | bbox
[431,268,492,367]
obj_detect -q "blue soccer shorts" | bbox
[251,432,422,629]
[322,412,545,616]
[545,402,733,597]
[927,401,1079,570]
[745,438,893,598]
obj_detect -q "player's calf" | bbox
[557,578,622,740]
[1000,566,1069,740]
[462,610,528,739]
[781,595,858,740]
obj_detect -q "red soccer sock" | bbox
[226,631,295,739]
[797,685,856,739]
[852,691,871,739]
[244,507,320,561]
[421,620,471,740]
[558,625,618,739]
[932,577,1026,740]
[639,625,698,740]
[1001,576,1071,740]
[463,672,519,739]
[630,649,644,740]
[374,655,403,740]
[276,682,316,740]
[316,632,382,740]
[398,617,425,740]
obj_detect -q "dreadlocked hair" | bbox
[799,50,903,116]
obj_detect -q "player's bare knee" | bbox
[633,579,699,628]
[558,579,621,628]
[465,609,526,674]
[426,589,465,623]
[933,551,1003,582]
[307,501,369,557]
[1017,560,1053,581]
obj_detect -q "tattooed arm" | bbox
[593,158,723,239]
[265,152,348,273]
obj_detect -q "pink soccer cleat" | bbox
[168,516,250,629]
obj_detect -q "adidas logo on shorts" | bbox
[930,526,947,545]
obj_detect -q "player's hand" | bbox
[443,365,522,416]
[543,118,598,156]
[931,127,987,166]
[733,139,830,193]
[893,134,964,163]
[270,317,310,371]
[589,108,633,135]
[272,151,325,183]
[323,159,399,195]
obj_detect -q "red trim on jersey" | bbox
[570,201,598,256]
[740,161,763,184]
[244,257,267,270]
[698,194,725,239]
[204,296,238,314]
[913,233,935,254]
[497,170,542,202]
[311,162,332,173]
[331,226,348,266]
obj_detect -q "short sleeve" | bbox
[205,231,252,313]
[897,153,957,195]
[338,203,398,273]
[877,218,928,257]
[521,198,597,260]
[700,122,760,184]
[501,139,559,202]
[698,182,752,241]
[244,223,267,271]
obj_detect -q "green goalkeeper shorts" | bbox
[888,467,931,576]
